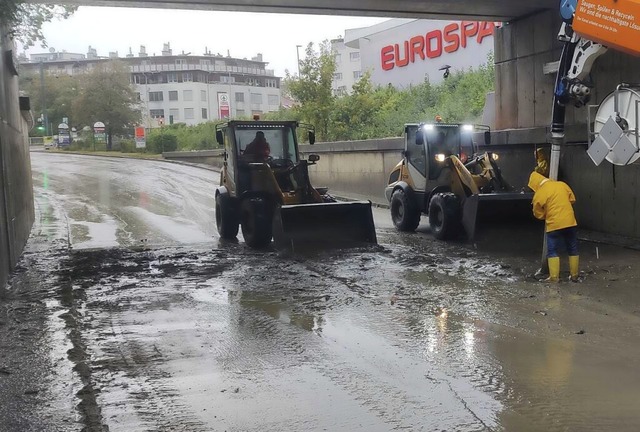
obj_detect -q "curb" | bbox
[35,149,219,173]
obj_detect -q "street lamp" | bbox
[296,45,302,76]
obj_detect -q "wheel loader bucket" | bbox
[462,192,534,241]
[273,201,377,251]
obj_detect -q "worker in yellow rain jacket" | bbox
[528,171,579,282]
[534,148,550,177]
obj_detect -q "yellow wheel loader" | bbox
[384,122,533,241]
[215,120,377,250]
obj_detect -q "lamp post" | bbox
[296,45,302,76]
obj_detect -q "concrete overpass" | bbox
[35,0,555,21]
[3,1,640,287]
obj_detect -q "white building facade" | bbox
[21,45,282,128]
[332,19,499,94]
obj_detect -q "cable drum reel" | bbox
[587,84,640,166]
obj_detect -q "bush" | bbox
[119,139,139,153]
[147,133,178,154]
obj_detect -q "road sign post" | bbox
[135,126,146,149]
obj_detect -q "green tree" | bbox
[1,1,76,47]
[20,73,80,135]
[72,60,141,150]
[286,41,336,141]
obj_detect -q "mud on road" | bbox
[3,152,640,431]
[4,234,640,432]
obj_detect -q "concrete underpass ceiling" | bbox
[39,0,556,21]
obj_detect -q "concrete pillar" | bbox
[494,10,640,132]
[0,26,35,288]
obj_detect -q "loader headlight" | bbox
[435,153,447,162]
[462,124,474,132]
[491,153,499,161]
[422,124,434,131]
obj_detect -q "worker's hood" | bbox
[528,171,549,192]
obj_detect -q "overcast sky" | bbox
[23,6,387,76]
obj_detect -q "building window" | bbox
[333,73,342,80]
[150,109,165,118]
[353,70,362,79]
[134,75,146,84]
[335,54,342,63]
[235,92,244,102]
[183,72,193,82]
[337,86,347,96]
[135,92,141,101]
[183,90,193,101]
[169,90,178,101]
[169,108,179,122]
[200,59,211,66]
[202,108,208,119]
[221,75,235,84]
[268,95,279,106]
[184,108,194,119]
[265,79,277,88]
[250,93,262,104]
[149,91,163,102]
[201,90,207,102]
[175,59,187,66]
[350,52,360,61]
[167,72,177,83]
[236,109,245,117]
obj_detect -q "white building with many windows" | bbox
[20,44,283,128]
[330,38,363,96]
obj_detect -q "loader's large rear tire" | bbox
[428,193,461,240]
[241,197,273,248]
[391,189,420,232]
[216,194,239,239]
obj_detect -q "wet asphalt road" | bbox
[2,151,640,431]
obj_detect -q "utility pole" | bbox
[296,45,302,76]
[39,60,49,135]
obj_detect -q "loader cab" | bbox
[404,123,478,191]
[217,121,303,195]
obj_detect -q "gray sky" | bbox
[24,6,387,76]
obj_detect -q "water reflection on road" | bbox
[10,151,640,432]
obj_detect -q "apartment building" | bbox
[20,43,282,127]
[330,38,363,96]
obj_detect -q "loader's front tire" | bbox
[216,194,239,239]
[391,189,420,232]
[428,193,461,240]
[241,197,273,248]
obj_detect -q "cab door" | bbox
[404,125,427,192]
[222,128,237,194]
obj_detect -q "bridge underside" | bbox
[43,0,555,21]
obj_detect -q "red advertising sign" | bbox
[380,21,501,71]
[218,93,230,119]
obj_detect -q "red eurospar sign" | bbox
[381,21,501,71]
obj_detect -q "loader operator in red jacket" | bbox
[528,171,580,282]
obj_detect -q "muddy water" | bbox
[3,152,640,431]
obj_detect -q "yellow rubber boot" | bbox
[569,255,580,282]
[545,257,560,282]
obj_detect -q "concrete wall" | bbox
[494,9,640,131]
[300,138,404,203]
[0,28,35,288]
[163,149,225,169]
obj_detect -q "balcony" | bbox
[129,63,275,76]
